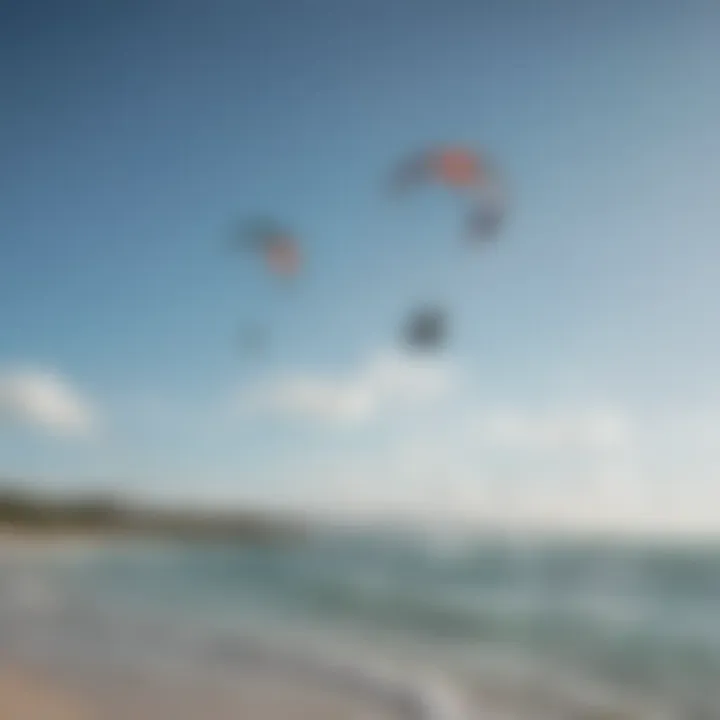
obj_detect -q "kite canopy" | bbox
[433,147,484,187]
[228,217,304,359]
[402,306,448,351]
[265,237,301,276]
[391,145,506,241]
[237,218,302,278]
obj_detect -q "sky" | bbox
[1,0,720,533]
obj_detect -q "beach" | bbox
[0,656,414,720]
[0,662,93,720]
[3,529,720,719]
[0,537,464,720]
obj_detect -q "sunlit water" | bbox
[2,529,720,719]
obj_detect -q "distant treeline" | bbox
[0,486,307,544]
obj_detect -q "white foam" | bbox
[204,633,471,720]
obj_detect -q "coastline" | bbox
[0,530,467,720]
[0,528,117,560]
[4,521,717,718]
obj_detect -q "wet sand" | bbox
[0,656,406,720]
[0,662,93,720]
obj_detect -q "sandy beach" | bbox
[0,535,463,720]
[0,662,94,720]
[3,530,717,719]
[0,656,410,720]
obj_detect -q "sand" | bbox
[0,657,406,720]
[0,663,94,720]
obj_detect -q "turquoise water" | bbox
[2,530,720,718]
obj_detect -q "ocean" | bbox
[2,528,720,719]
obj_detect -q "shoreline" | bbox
[3,524,710,719]
[0,652,433,720]
[0,529,120,558]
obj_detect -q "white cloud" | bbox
[257,400,654,527]
[472,404,633,453]
[239,350,454,424]
[0,366,98,437]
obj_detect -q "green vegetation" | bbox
[0,485,308,544]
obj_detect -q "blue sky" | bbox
[1,0,720,532]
